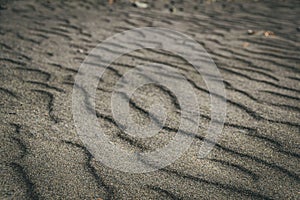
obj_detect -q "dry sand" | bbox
[0,0,299,199]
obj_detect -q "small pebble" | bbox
[132,1,148,9]
[247,29,255,35]
[77,49,84,53]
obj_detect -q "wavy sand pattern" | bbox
[0,0,299,199]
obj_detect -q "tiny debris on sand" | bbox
[264,31,275,37]
[243,42,250,48]
[247,29,255,35]
[131,0,148,8]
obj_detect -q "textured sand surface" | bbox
[0,0,299,199]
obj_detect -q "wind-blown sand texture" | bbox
[1,0,299,199]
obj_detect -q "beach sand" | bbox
[0,0,299,199]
